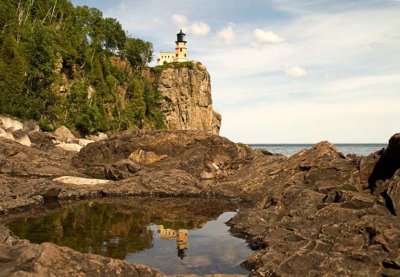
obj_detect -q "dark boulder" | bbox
[386,170,400,215]
[369,133,400,191]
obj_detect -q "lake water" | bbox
[251,144,386,157]
[6,198,251,275]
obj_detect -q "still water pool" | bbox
[6,198,251,275]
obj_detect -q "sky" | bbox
[71,0,400,143]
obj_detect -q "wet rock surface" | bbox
[0,130,399,276]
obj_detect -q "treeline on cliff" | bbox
[0,0,164,135]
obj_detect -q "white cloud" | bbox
[251,28,285,47]
[285,66,308,77]
[191,21,210,36]
[215,24,236,45]
[105,1,400,143]
[171,14,189,28]
[171,14,210,36]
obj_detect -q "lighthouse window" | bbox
[180,48,182,52]
[185,54,187,57]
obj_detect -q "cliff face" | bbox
[155,63,221,135]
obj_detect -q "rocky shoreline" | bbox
[0,127,399,276]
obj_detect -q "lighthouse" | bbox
[157,30,189,65]
[175,30,188,62]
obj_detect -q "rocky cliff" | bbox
[154,63,221,135]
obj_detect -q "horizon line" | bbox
[246,142,387,145]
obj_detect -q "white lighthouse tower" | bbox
[157,30,189,65]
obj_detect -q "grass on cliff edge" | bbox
[151,61,206,77]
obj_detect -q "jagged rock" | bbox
[106,159,142,180]
[364,134,400,216]
[0,225,28,247]
[200,170,215,180]
[56,142,82,152]
[23,121,40,133]
[54,126,76,143]
[369,133,400,190]
[103,169,203,197]
[156,64,221,135]
[28,131,57,151]
[360,150,382,186]
[11,130,31,147]
[0,118,39,147]
[87,132,108,142]
[227,139,400,276]
[0,243,164,277]
[73,130,255,185]
[386,170,400,215]
[0,128,14,141]
[386,133,400,169]
[2,130,400,276]
[0,116,23,132]
[0,137,79,179]
[78,138,94,147]
[129,149,167,165]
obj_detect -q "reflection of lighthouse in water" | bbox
[176,229,188,259]
[157,225,188,259]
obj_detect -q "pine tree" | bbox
[0,0,163,135]
[122,77,146,128]
[90,57,111,103]
[0,34,28,118]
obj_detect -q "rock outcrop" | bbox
[0,243,163,277]
[1,130,400,276]
[0,116,39,147]
[54,126,77,143]
[366,133,400,215]
[156,63,221,135]
[228,136,400,276]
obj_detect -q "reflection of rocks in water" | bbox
[6,197,237,261]
[188,255,212,267]
[7,201,155,260]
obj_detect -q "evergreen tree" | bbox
[122,77,146,128]
[0,0,164,135]
[0,34,28,118]
[143,78,164,128]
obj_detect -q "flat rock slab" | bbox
[53,176,111,186]
[0,242,163,277]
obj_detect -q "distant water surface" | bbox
[250,144,386,157]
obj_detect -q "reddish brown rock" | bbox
[227,139,400,276]
[369,133,400,191]
[1,130,400,276]
[386,170,400,215]
[0,243,163,277]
